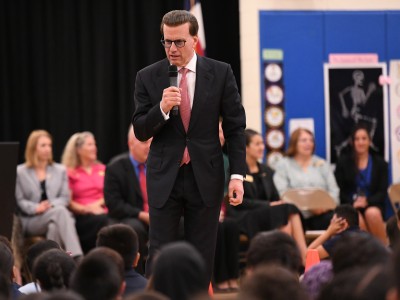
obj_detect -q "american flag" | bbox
[185,0,206,56]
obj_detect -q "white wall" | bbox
[240,0,400,132]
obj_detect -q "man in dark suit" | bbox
[104,126,152,273]
[132,10,246,282]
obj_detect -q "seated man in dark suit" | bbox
[104,125,152,273]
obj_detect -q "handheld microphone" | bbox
[168,65,179,116]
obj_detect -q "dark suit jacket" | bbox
[132,56,246,208]
[334,153,388,211]
[228,163,280,220]
[123,268,147,296]
[104,152,144,219]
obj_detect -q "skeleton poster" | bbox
[324,63,388,164]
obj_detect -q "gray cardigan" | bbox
[15,163,70,215]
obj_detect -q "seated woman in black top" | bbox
[228,129,307,262]
[334,123,388,245]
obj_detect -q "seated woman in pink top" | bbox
[62,131,108,253]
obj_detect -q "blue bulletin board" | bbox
[259,10,400,158]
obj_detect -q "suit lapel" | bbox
[188,56,213,132]
[27,167,40,189]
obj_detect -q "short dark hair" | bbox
[334,204,359,227]
[318,265,394,300]
[246,231,302,274]
[240,265,308,300]
[160,10,198,36]
[26,240,61,274]
[331,231,390,275]
[70,247,124,300]
[152,242,208,300]
[33,249,76,291]
[96,224,139,270]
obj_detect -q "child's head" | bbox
[70,247,125,300]
[96,224,139,270]
[26,240,61,276]
[334,204,359,228]
[246,231,302,275]
[33,249,76,291]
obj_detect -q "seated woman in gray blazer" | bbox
[15,130,83,258]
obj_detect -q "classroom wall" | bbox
[258,10,400,158]
[240,0,400,134]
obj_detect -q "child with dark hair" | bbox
[70,247,125,300]
[246,231,303,275]
[317,265,395,300]
[332,231,390,275]
[239,265,309,300]
[96,224,147,295]
[19,240,61,294]
[0,241,22,299]
[151,242,208,300]
[33,249,76,291]
[308,204,361,259]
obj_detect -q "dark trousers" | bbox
[213,218,240,283]
[305,210,334,230]
[75,214,109,254]
[146,163,221,285]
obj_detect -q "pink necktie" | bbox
[180,68,191,165]
[138,163,149,212]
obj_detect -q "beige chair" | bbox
[282,188,337,243]
[282,188,337,211]
[388,183,400,219]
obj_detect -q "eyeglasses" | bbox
[160,39,186,48]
